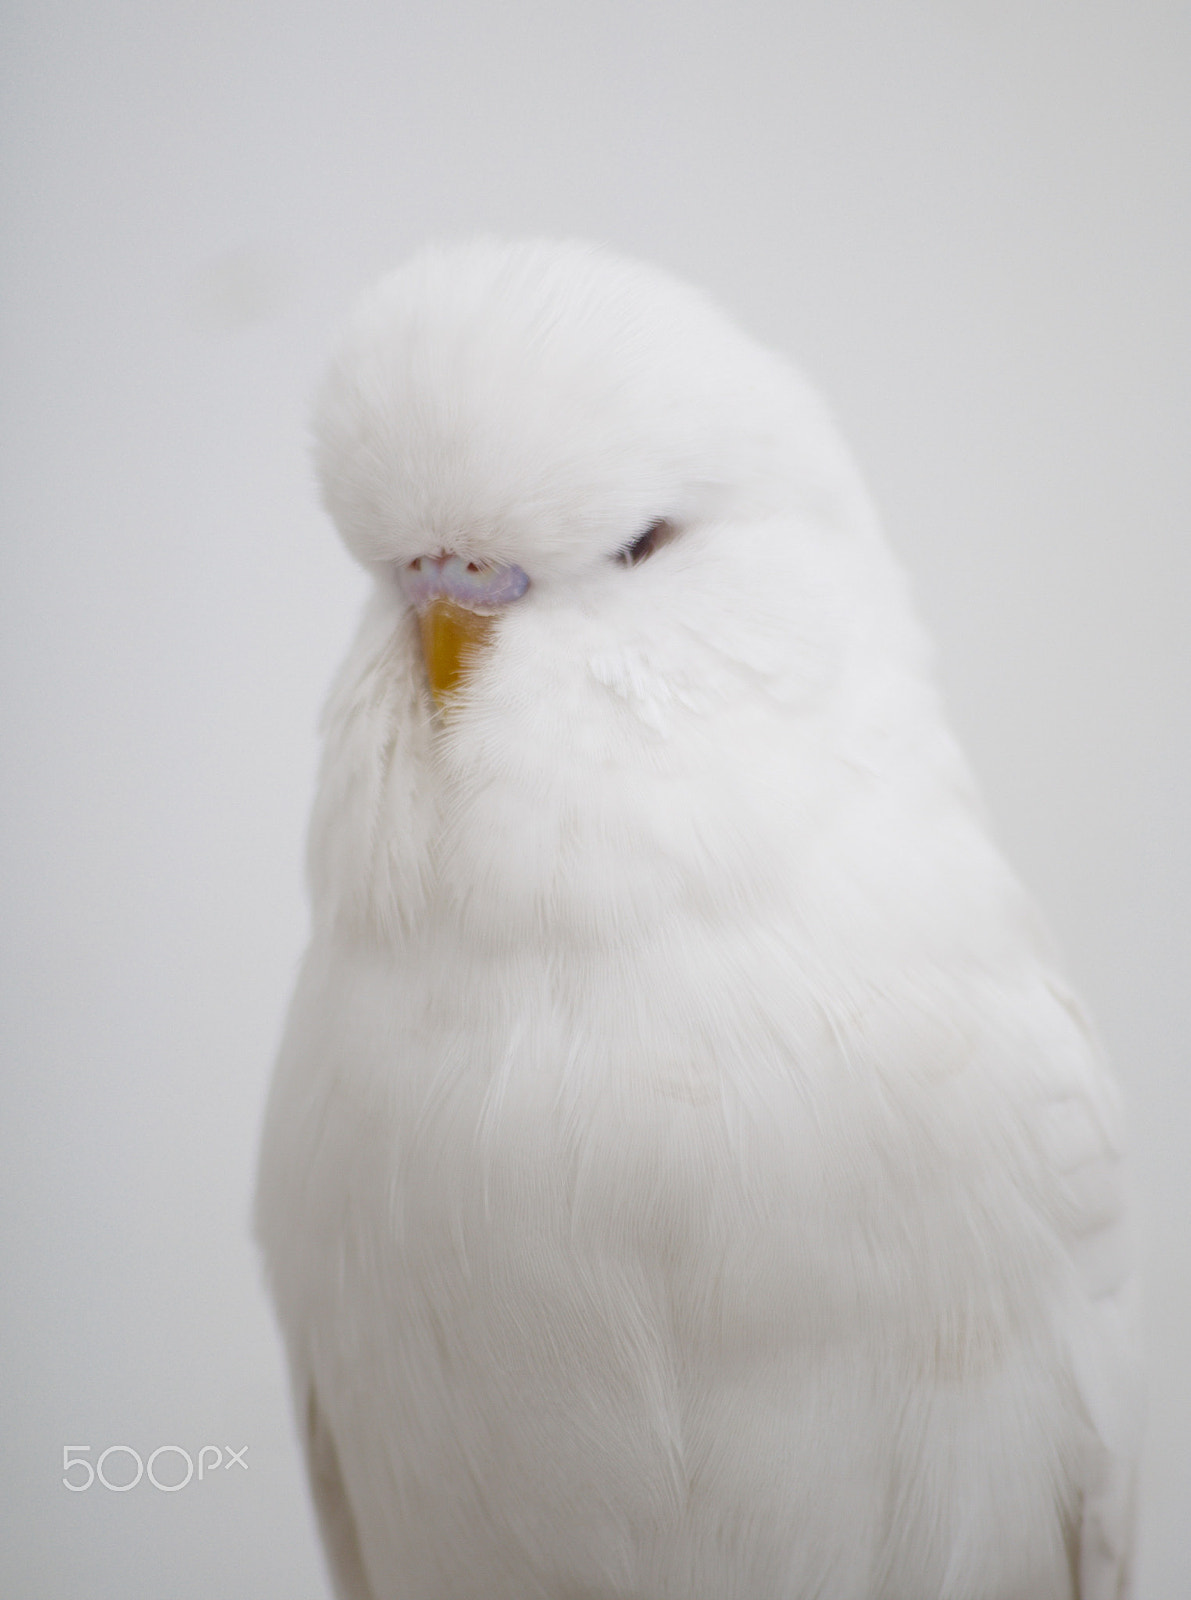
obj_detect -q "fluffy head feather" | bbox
[315,238,860,573]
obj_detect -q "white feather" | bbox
[257,239,1139,1600]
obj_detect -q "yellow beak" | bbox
[417,599,496,708]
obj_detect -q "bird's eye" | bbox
[616,519,675,568]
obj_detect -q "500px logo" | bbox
[62,1444,248,1491]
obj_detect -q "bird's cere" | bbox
[400,555,530,707]
[401,553,530,611]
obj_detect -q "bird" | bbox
[255,238,1140,1600]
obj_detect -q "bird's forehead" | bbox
[319,292,753,563]
[312,241,835,571]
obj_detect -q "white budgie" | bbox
[256,239,1139,1600]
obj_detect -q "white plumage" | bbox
[256,239,1140,1600]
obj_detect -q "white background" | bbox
[2,3,1186,1594]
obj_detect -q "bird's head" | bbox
[307,240,934,947]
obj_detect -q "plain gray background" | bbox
[2,3,1186,1594]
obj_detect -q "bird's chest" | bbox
[276,938,1043,1395]
[262,938,1075,1600]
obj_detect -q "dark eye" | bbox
[616,519,674,568]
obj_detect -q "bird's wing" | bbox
[1036,981,1142,1600]
[303,1383,377,1600]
